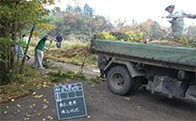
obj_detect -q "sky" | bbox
[50,0,196,27]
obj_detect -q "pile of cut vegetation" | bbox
[49,46,89,58]
[96,31,196,48]
[44,45,97,66]
[147,39,196,48]
[63,46,89,58]
[148,40,184,46]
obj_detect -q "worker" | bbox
[164,5,196,37]
[22,34,30,60]
[32,35,51,69]
[56,33,63,48]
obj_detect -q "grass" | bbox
[46,69,103,85]
[46,70,87,82]
[1,40,100,103]
[0,64,47,103]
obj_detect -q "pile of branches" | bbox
[62,47,89,58]
[49,46,89,58]
[147,36,196,48]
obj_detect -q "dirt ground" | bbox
[1,58,196,121]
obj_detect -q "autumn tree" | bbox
[0,0,56,84]
[50,4,110,40]
[140,19,163,40]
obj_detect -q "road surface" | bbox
[1,80,196,121]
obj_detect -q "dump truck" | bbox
[90,39,196,100]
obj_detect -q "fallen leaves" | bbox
[125,97,130,101]
[43,99,47,102]
[11,99,15,102]
[42,104,48,109]
[25,113,33,118]
[17,104,21,108]
[14,109,20,115]
[32,92,36,95]
[37,112,44,116]
[43,99,49,103]
[43,82,51,88]
[0,66,46,104]
[24,117,29,120]
[91,84,95,88]
[89,96,93,101]
[34,95,43,99]
[47,116,53,120]
[29,105,33,109]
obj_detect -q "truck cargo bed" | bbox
[91,39,196,72]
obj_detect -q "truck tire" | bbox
[107,66,135,95]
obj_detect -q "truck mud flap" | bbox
[185,85,196,100]
[147,76,188,98]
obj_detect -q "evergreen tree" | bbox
[83,3,94,17]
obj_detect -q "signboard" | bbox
[54,83,87,120]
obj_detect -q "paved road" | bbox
[1,80,196,121]
[1,58,195,121]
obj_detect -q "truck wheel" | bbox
[107,66,135,95]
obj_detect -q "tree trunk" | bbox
[10,21,17,70]
[0,19,9,75]
[0,0,19,76]
[19,24,36,74]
